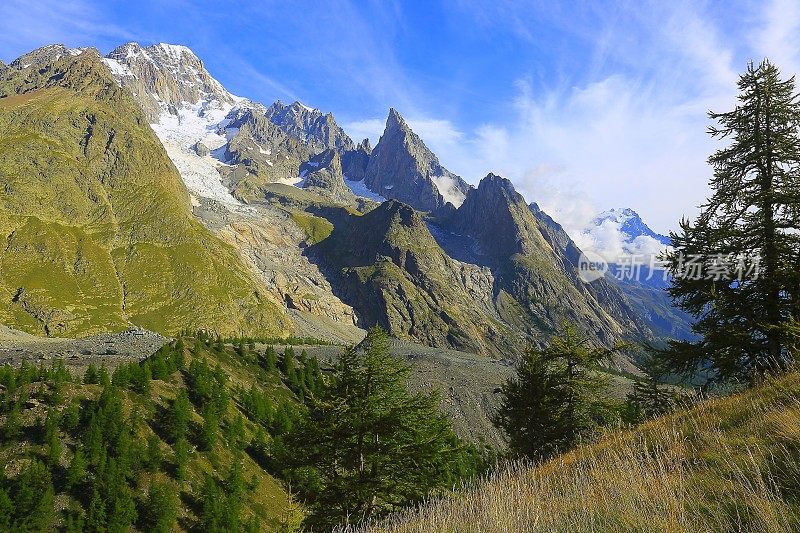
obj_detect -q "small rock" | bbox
[194,141,210,157]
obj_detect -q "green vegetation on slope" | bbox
[0,335,318,531]
[0,329,490,532]
[289,211,334,244]
[0,50,289,338]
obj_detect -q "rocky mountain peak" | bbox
[386,107,410,132]
[8,44,90,71]
[476,172,519,198]
[102,42,235,122]
[342,138,373,182]
[364,108,470,212]
[358,138,373,154]
[381,199,422,228]
[447,173,544,259]
[265,100,355,154]
[306,148,341,170]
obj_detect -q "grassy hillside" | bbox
[356,372,800,532]
[0,50,290,338]
[0,335,314,531]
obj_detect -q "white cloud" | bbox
[344,115,464,149]
[358,1,800,239]
[406,118,463,146]
[343,118,385,146]
[753,0,800,78]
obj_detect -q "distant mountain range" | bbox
[578,207,671,261]
[0,42,696,361]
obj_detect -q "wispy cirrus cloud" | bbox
[367,0,800,236]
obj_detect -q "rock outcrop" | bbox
[342,138,372,182]
[364,109,471,212]
[265,100,355,154]
[301,149,355,203]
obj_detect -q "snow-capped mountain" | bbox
[103,43,250,204]
[99,42,472,211]
[595,208,671,246]
[575,207,671,261]
[102,43,363,206]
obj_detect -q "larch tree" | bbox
[662,59,800,384]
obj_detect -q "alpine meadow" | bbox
[1,2,799,532]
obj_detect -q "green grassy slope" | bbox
[362,372,800,532]
[0,51,290,337]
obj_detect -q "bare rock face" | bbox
[192,199,359,332]
[301,149,355,203]
[309,200,518,355]
[364,109,471,212]
[441,173,648,347]
[220,107,313,199]
[342,138,372,182]
[103,42,235,122]
[265,100,355,154]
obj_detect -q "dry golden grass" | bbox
[344,373,800,533]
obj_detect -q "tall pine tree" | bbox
[663,60,800,384]
[275,328,473,530]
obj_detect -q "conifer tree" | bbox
[146,433,162,472]
[263,346,278,372]
[624,356,680,423]
[174,437,190,482]
[201,406,218,451]
[663,60,800,383]
[84,363,99,384]
[165,389,191,443]
[276,328,472,529]
[66,448,88,490]
[494,323,620,460]
[142,481,179,533]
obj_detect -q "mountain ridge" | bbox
[0,41,687,360]
[0,46,291,337]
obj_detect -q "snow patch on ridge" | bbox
[101,57,132,80]
[344,176,386,202]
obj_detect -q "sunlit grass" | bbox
[343,373,800,533]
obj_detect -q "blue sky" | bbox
[1,0,799,233]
